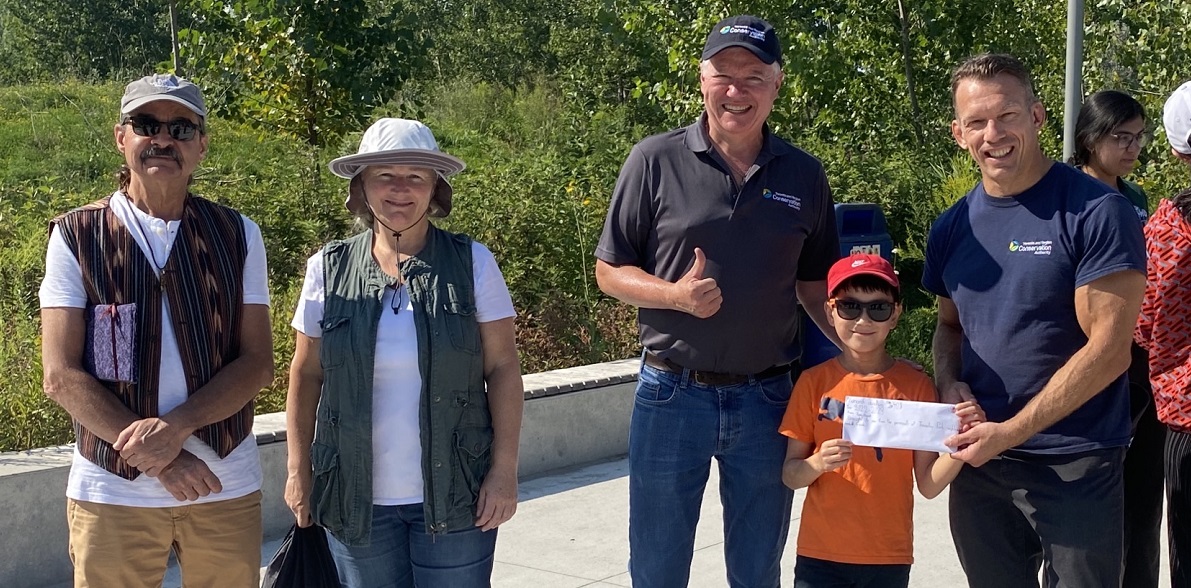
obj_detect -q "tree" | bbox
[0,0,172,82]
[180,0,423,147]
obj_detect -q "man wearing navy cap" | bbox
[39,73,273,586]
[596,15,840,588]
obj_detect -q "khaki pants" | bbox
[67,490,262,588]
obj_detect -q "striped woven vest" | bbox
[50,194,252,480]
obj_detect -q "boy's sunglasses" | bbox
[121,114,204,141]
[832,298,895,322]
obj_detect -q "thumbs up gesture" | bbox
[671,247,722,318]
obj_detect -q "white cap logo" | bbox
[851,260,867,268]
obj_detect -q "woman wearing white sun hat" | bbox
[285,118,523,587]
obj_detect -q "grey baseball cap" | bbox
[120,74,207,117]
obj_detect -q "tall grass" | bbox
[0,79,644,451]
[12,76,1176,452]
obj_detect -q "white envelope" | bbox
[842,396,959,453]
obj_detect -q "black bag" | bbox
[261,524,342,588]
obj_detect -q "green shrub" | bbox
[417,78,646,370]
[0,79,647,450]
[12,73,1176,451]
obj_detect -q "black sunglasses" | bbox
[122,114,204,141]
[832,299,896,322]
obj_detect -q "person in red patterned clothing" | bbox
[1135,80,1191,588]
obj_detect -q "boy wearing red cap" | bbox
[779,254,983,587]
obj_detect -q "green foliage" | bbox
[408,0,557,85]
[0,78,645,450]
[887,307,936,375]
[416,78,646,369]
[4,2,1191,451]
[0,0,173,83]
[179,0,422,147]
[1082,1,1191,203]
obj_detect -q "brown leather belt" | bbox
[643,351,794,386]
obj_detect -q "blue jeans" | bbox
[628,361,796,588]
[325,503,497,588]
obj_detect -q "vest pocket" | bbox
[310,442,346,533]
[443,285,480,354]
[450,426,494,509]
[319,315,352,368]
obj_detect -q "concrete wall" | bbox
[0,359,639,588]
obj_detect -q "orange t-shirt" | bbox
[779,358,937,565]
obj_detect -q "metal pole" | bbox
[170,1,181,75]
[1063,0,1085,162]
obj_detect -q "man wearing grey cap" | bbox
[595,15,840,588]
[39,73,273,587]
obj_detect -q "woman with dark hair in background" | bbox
[1070,90,1152,222]
[1070,89,1163,588]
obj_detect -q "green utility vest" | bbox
[311,225,492,546]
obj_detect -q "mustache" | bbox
[140,146,180,164]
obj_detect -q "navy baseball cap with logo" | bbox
[701,15,781,65]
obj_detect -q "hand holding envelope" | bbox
[842,396,982,453]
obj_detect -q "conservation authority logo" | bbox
[1009,239,1052,256]
[761,188,801,210]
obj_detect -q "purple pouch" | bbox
[84,303,137,383]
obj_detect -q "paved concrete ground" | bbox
[493,457,1172,587]
[161,456,1170,587]
[490,458,963,587]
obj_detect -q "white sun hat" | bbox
[1165,81,1191,155]
[329,118,466,217]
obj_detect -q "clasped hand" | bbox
[944,384,1004,467]
[113,417,187,477]
[158,450,222,501]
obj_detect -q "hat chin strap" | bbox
[363,186,430,311]
[369,201,429,242]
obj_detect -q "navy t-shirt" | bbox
[922,163,1146,453]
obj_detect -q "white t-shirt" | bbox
[290,238,515,505]
[38,191,270,507]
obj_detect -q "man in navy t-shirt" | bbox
[923,54,1145,587]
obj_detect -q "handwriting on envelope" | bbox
[841,396,959,453]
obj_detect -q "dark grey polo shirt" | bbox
[595,114,839,374]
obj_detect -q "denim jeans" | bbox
[628,361,796,588]
[325,503,497,588]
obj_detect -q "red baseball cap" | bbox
[827,254,899,295]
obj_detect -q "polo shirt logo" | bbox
[1008,239,1053,256]
[762,188,801,210]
